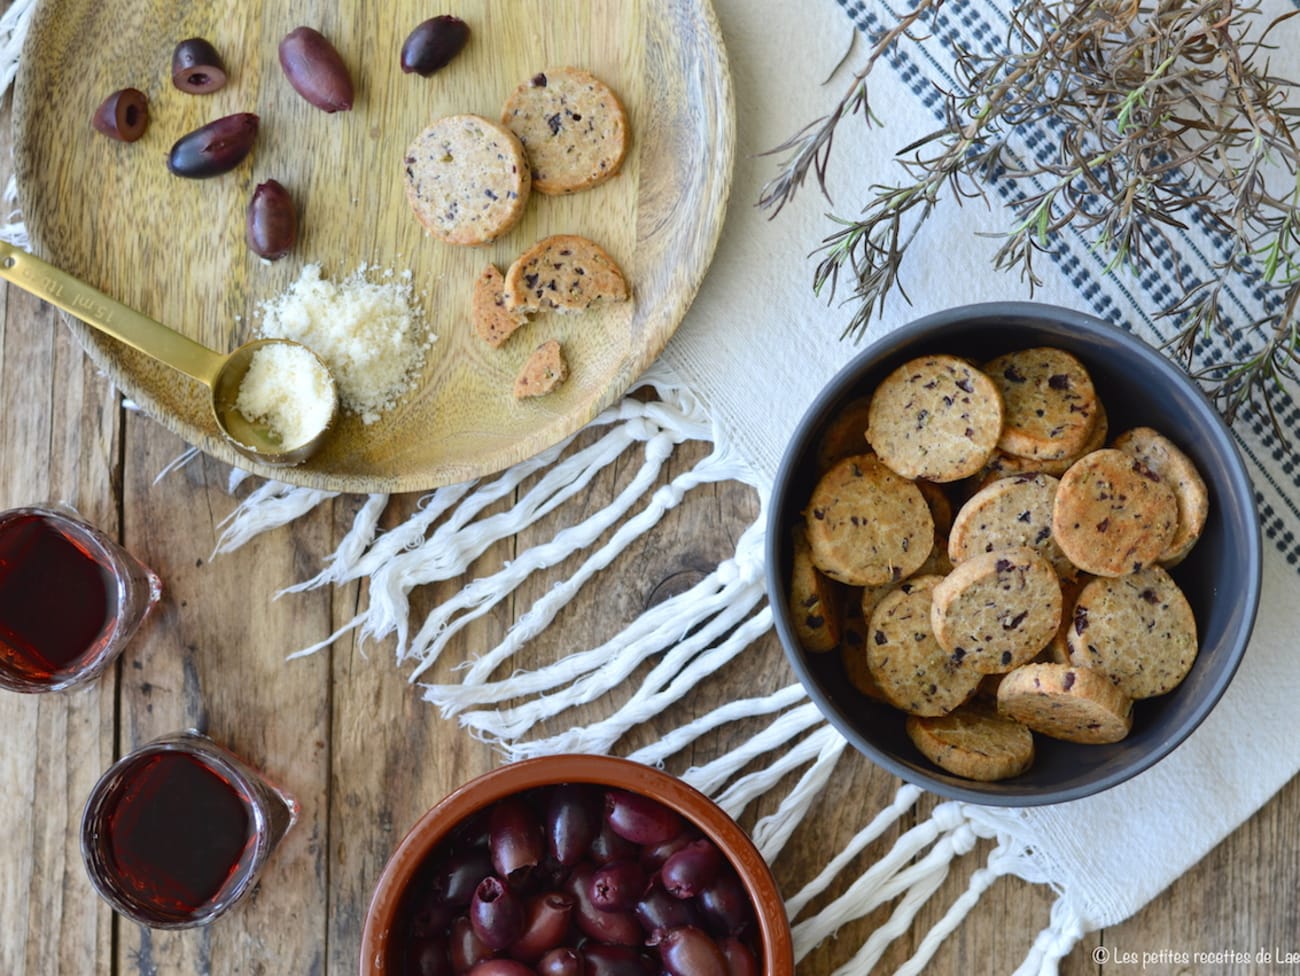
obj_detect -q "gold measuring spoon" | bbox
[0,240,337,467]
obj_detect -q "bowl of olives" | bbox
[359,755,794,975]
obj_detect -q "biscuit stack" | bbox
[790,347,1208,782]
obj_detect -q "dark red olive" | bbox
[564,862,641,946]
[579,944,656,976]
[171,37,227,94]
[717,936,759,976]
[279,26,353,112]
[400,15,470,76]
[92,88,149,142]
[405,935,454,976]
[535,947,583,976]
[634,876,703,936]
[589,819,638,866]
[470,876,525,952]
[450,916,494,973]
[490,796,544,883]
[695,869,753,938]
[166,112,258,178]
[509,892,574,962]
[467,961,537,976]
[660,839,723,900]
[589,859,645,913]
[604,790,683,846]
[651,925,728,976]
[433,844,494,911]
[246,180,298,260]
[407,887,456,939]
[545,784,600,867]
[639,830,697,872]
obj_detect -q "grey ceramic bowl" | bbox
[766,302,1261,806]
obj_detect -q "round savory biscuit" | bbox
[403,114,531,246]
[867,576,981,716]
[980,400,1109,482]
[1065,566,1197,699]
[804,454,934,586]
[503,234,629,314]
[997,662,1133,744]
[906,700,1035,781]
[983,347,1099,460]
[1111,427,1209,567]
[1052,448,1179,577]
[788,524,841,653]
[948,472,1076,579]
[931,547,1062,674]
[501,67,629,195]
[838,599,889,702]
[866,354,1003,482]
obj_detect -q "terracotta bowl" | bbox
[359,754,795,975]
[765,302,1261,806]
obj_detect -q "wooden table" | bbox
[1,107,1298,976]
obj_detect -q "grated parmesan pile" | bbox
[256,263,434,425]
[235,343,336,449]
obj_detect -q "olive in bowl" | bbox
[766,302,1261,806]
[360,755,794,975]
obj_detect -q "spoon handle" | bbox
[0,240,226,388]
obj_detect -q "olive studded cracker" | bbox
[788,525,842,653]
[403,114,531,246]
[471,263,530,348]
[1111,426,1208,567]
[866,576,982,716]
[1052,448,1179,577]
[866,354,1004,482]
[906,699,1035,781]
[504,234,629,314]
[997,661,1134,744]
[804,454,935,587]
[948,472,1076,579]
[930,547,1063,674]
[501,67,629,195]
[983,347,1100,461]
[1065,566,1197,699]
[513,339,569,399]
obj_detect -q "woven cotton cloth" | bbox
[6,0,1300,972]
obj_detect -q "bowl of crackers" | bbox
[766,302,1261,805]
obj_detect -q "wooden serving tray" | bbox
[13,0,733,492]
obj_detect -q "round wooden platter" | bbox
[12,0,733,492]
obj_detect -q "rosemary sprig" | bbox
[760,0,1300,443]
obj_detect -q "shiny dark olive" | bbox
[660,839,723,900]
[639,830,697,872]
[564,862,641,946]
[580,944,656,976]
[695,869,753,938]
[509,892,574,962]
[405,935,454,976]
[449,916,493,973]
[166,112,258,178]
[718,936,760,976]
[470,876,525,952]
[535,947,582,976]
[246,180,297,260]
[653,925,729,976]
[589,818,638,866]
[92,88,149,142]
[604,789,683,845]
[171,37,228,94]
[589,858,645,913]
[489,795,544,882]
[279,26,353,112]
[432,845,494,910]
[634,876,703,935]
[400,15,470,76]
[545,784,599,867]
[467,960,538,976]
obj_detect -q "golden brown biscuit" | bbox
[504,235,629,314]
[983,347,1099,460]
[997,662,1133,744]
[513,339,568,398]
[789,525,842,653]
[906,700,1035,781]
[1111,427,1208,567]
[471,264,530,348]
[949,473,1076,579]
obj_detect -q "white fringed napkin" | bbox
[8,0,1300,972]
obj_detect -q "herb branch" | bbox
[761,0,1300,443]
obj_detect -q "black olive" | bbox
[400,16,470,77]
[279,26,353,112]
[171,37,228,94]
[92,88,149,143]
[246,180,298,260]
[166,113,259,179]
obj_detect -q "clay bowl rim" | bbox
[358,754,795,974]
[764,301,1262,807]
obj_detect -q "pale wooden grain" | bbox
[12,0,734,493]
[4,21,1300,976]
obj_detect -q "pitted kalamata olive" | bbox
[718,936,759,976]
[166,112,258,178]
[695,869,753,937]
[589,859,645,913]
[604,790,683,845]
[589,818,638,866]
[634,876,703,936]
[450,915,494,972]
[509,892,574,962]
[579,944,656,976]
[545,784,600,867]
[92,88,149,142]
[406,935,454,976]
[171,37,227,94]
[660,839,723,899]
[470,875,525,951]
[564,862,642,946]
[651,925,728,976]
[535,947,583,976]
[639,830,697,872]
[467,961,538,976]
[400,16,470,76]
[432,845,495,911]
[489,795,544,883]
[278,26,353,112]
[246,180,297,260]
